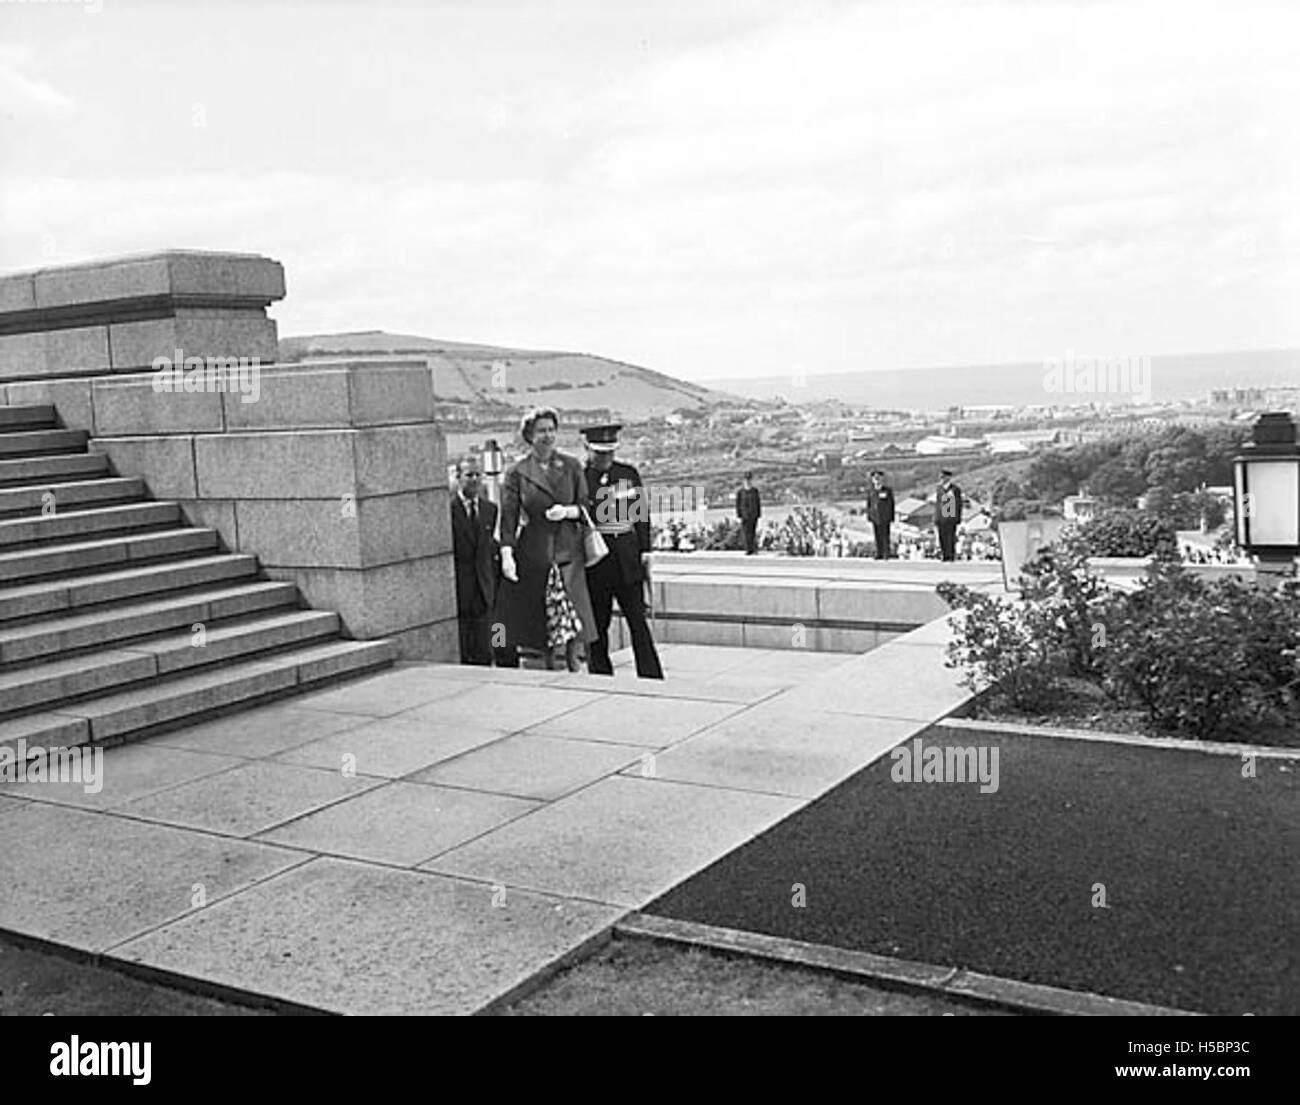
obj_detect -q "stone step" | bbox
[0,554,259,623]
[0,477,147,519]
[0,527,218,585]
[0,452,109,489]
[0,405,56,431]
[0,580,299,665]
[0,609,340,715]
[0,428,88,459]
[0,501,180,550]
[0,638,393,750]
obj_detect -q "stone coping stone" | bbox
[0,251,285,316]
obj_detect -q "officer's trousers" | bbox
[586,555,663,679]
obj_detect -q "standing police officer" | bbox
[582,424,664,679]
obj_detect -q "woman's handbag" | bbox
[580,507,609,568]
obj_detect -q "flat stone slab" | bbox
[0,794,31,819]
[290,666,481,718]
[772,641,968,720]
[423,774,802,907]
[398,684,601,735]
[256,781,539,866]
[522,694,746,748]
[274,715,511,778]
[115,760,385,838]
[637,709,919,798]
[112,857,621,1015]
[547,669,793,704]
[0,801,307,953]
[410,734,654,801]
[0,742,242,811]
[148,703,370,758]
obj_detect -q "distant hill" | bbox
[278,331,739,421]
[704,347,1300,409]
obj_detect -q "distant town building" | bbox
[1063,491,1099,523]
[914,434,984,455]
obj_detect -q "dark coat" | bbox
[585,459,650,585]
[866,485,896,525]
[736,486,762,522]
[935,482,964,526]
[497,451,598,651]
[451,494,500,618]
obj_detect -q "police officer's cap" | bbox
[581,423,623,452]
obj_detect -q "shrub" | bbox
[1099,564,1300,739]
[1018,544,1110,677]
[774,505,843,556]
[1063,508,1179,560]
[937,582,1062,710]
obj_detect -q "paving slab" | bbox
[256,781,539,867]
[0,802,307,953]
[636,709,920,798]
[0,794,31,819]
[147,703,371,758]
[113,857,621,1015]
[547,669,793,704]
[398,684,601,734]
[273,714,511,778]
[723,649,859,680]
[522,694,746,748]
[290,666,481,718]
[640,643,756,676]
[410,734,654,801]
[411,663,573,687]
[772,642,968,720]
[423,774,802,907]
[115,760,385,837]
[0,743,242,811]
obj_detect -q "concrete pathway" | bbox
[0,621,975,1014]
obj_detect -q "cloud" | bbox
[0,44,74,117]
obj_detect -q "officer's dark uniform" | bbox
[582,424,664,679]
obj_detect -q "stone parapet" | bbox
[0,251,284,381]
[0,250,456,661]
[603,556,994,655]
[85,359,453,658]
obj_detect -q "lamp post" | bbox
[1233,412,1300,582]
[481,438,505,509]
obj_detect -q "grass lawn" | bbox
[0,937,270,1016]
[496,936,1005,1016]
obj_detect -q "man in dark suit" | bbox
[935,469,963,562]
[451,454,502,665]
[736,471,762,555]
[866,470,896,559]
[582,424,663,679]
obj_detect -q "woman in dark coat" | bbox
[498,407,598,670]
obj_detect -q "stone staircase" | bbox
[0,402,394,754]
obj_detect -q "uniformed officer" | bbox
[581,424,664,679]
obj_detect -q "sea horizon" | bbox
[700,346,1300,410]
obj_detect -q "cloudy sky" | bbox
[1,0,1297,383]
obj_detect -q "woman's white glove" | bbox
[545,504,578,522]
[500,546,518,582]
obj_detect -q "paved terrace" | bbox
[0,562,1004,1015]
